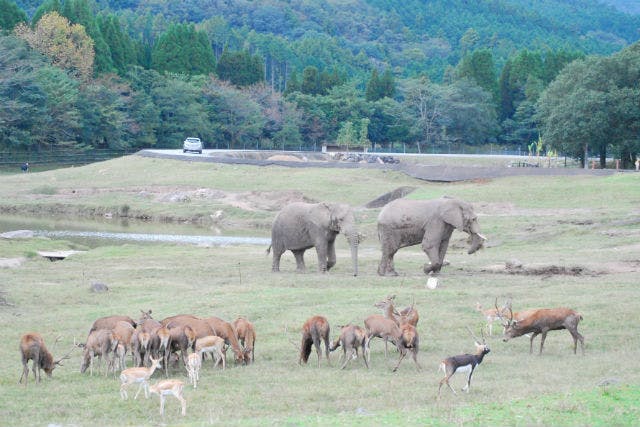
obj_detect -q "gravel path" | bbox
[137,149,617,182]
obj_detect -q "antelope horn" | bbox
[465,326,482,344]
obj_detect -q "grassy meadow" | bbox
[1,155,639,426]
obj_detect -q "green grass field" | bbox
[1,155,639,426]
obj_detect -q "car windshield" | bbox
[186,138,200,143]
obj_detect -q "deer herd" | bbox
[17,294,585,416]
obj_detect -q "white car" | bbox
[183,137,203,154]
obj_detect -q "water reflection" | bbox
[0,215,270,247]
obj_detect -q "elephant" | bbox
[268,202,359,276]
[377,196,485,276]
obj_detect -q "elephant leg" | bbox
[271,245,285,272]
[438,236,451,266]
[378,247,399,276]
[315,242,329,273]
[292,250,306,273]
[422,244,442,274]
[326,241,336,270]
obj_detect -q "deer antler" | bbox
[54,342,76,366]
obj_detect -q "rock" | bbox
[426,277,439,289]
[90,282,109,293]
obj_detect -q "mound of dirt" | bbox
[267,154,306,162]
[483,262,593,276]
[365,186,416,208]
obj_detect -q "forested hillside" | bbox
[1,0,639,168]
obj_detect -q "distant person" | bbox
[635,157,639,172]
[21,162,29,173]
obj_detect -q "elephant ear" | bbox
[441,203,464,230]
[327,203,343,232]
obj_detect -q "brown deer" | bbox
[119,356,162,400]
[148,379,187,416]
[151,326,172,377]
[19,333,71,385]
[233,316,256,363]
[363,313,398,359]
[374,295,419,327]
[329,324,369,369]
[89,315,136,334]
[438,328,490,397]
[131,329,152,367]
[79,328,118,376]
[299,316,331,367]
[391,323,420,372]
[499,305,585,354]
[162,315,213,366]
[167,324,197,368]
[111,321,135,370]
[204,316,246,365]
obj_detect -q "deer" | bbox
[475,298,510,336]
[150,326,172,377]
[374,295,419,327]
[363,312,398,359]
[204,316,246,365]
[167,324,197,368]
[111,321,135,371]
[329,324,369,369]
[391,323,421,372]
[148,379,187,416]
[438,327,490,398]
[79,328,118,376]
[119,356,162,400]
[19,333,72,385]
[233,316,256,363]
[89,315,136,334]
[195,335,226,370]
[185,352,201,389]
[299,316,331,367]
[498,303,585,355]
[131,329,152,368]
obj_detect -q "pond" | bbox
[0,215,271,248]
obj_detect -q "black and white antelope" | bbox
[437,328,490,397]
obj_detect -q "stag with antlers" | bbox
[19,333,72,385]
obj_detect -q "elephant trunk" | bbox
[467,232,486,254]
[345,228,359,276]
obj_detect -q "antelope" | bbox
[204,316,246,365]
[185,352,201,389]
[499,304,585,355]
[148,379,187,416]
[438,328,490,397]
[79,328,118,376]
[475,298,510,336]
[195,335,226,370]
[19,333,71,385]
[299,316,331,367]
[233,316,256,363]
[119,356,162,400]
[329,324,369,369]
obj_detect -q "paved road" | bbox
[137,149,617,182]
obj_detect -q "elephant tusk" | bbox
[477,233,487,241]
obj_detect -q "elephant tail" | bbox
[266,244,272,256]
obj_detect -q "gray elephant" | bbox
[268,202,359,276]
[377,196,485,276]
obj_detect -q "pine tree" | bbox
[365,69,381,101]
[151,23,215,75]
[0,0,27,31]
